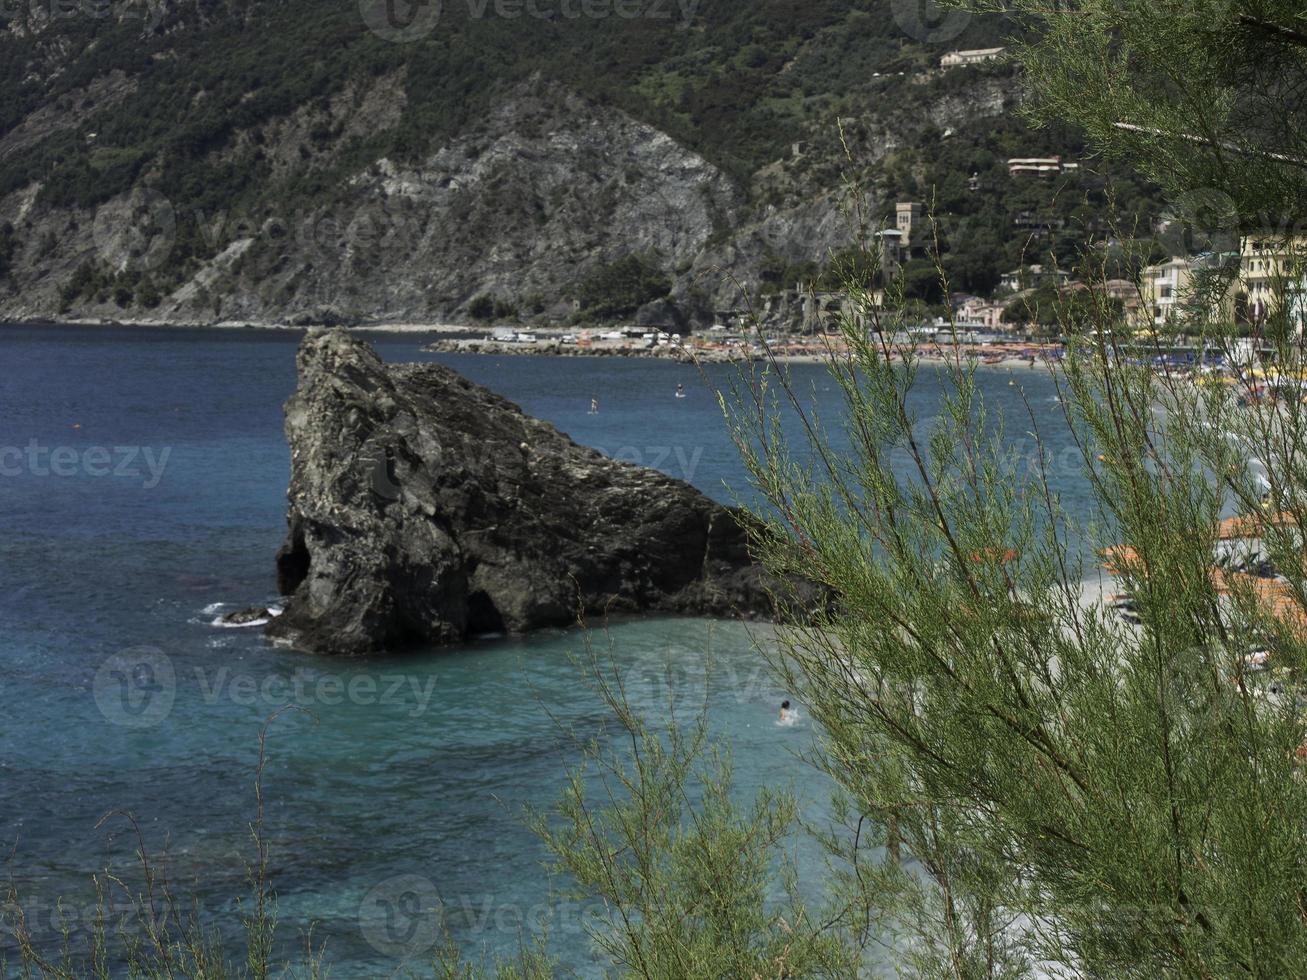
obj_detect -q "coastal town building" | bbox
[1237,236,1307,331]
[1129,258,1195,330]
[801,291,848,333]
[956,296,1007,330]
[1123,244,1307,333]
[1084,279,1138,306]
[896,201,924,247]
[1007,157,1080,177]
[999,264,1070,293]
[940,47,1005,69]
[1050,278,1137,325]
[877,201,928,276]
[1013,210,1066,240]
[876,228,906,276]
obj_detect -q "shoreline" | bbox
[421,335,1063,370]
[0,316,1064,370]
[0,314,473,334]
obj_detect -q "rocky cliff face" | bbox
[0,76,751,325]
[0,6,1023,330]
[267,329,791,655]
[206,82,742,324]
[0,0,1047,329]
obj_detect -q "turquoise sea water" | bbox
[0,325,1087,975]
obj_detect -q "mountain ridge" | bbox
[0,1,1161,328]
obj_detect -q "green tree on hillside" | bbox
[577,3,1307,975]
[468,294,496,320]
[1001,283,1113,336]
[576,254,672,320]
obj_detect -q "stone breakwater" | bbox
[268,329,808,655]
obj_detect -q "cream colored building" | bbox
[1129,240,1307,333]
[1131,258,1195,329]
[940,48,1005,69]
[877,202,927,275]
[957,296,1007,329]
[896,201,924,250]
[1236,236,1307,330]
[1007,157,1079,177]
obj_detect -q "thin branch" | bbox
[1112,121,1307,169]
[1238,13,1307,51]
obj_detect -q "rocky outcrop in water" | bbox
[266,329,791,655]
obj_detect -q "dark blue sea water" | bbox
[0,325,1086,976]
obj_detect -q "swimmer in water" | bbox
[778,700,798,726]
[589,398,599,415]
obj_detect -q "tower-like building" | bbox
[896,202,924,252]
[879,202,927,278]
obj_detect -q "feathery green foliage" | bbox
[987,0,1307,231]
[708,4,1307,969]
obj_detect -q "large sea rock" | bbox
[266,329,791,654]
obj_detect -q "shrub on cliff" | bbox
[576,254,672,320]
[468,294,495,320]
